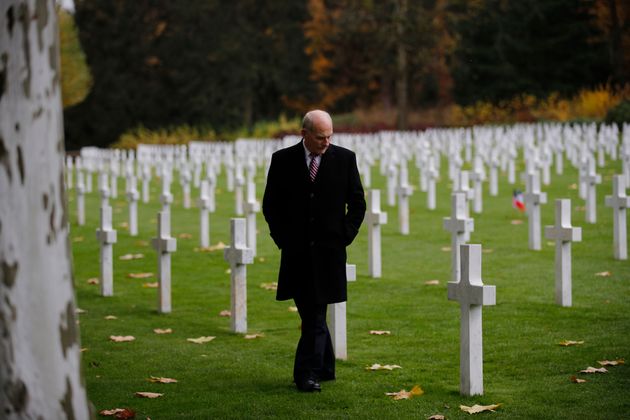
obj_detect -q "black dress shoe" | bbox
[296,378,321,392]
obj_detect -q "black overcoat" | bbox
[262,141,366,304]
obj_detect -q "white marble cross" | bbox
[96,205,117,297]
[244,181,261,257]
[180,165,192,209]
[447,244,496,396]
[224,218,253,333]
[99,171,110,208]
[397,163,412,235]
[582,158,602,224]
[76,169,85,226]
[426,156,439,210]
[443,193,474,283]
[151,211,177,313]
[366,189,388,278]
[524,172,547,250]
[454,170,474,241]
[109,158,119,199]
[470,158,485,214]
[66,156,74,189]
[605,175,629,260]
[386,163,398,207]
[160,169,173,212]
[234,174,245,216]
[328,263,356,361]
[126,175,139,236]
[140,162,151,203]
[197,179,212,248]
[488,154,499,197]
[544,199,581,307]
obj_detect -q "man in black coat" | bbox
[262,110,366,392]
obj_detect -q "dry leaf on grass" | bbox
[75,308,87,314]
[570,376,587,383]
[385,385,423,400]
[366,364,401,371]
[135,392,163,399]
[153,328,172,334]
[148,376,178,384]
[225,268,231,274]
[105,315,118,320]
[428,415,445,420]
[369,330,391,336]
[510,219,524,225]
[580,366,608,374]
[87,278,99,285]
[482,248,494,254]
[558,340,584,346]
[99,408,135,418]
[598,359,624,366]
[142,282,159,288]
[575,206,586,212]
[110,335,135,342]
[569,183,577,190]
[460,403,502,414]
[258,257,265,262]
[244,333,264,340]
[135,240,149,247]
[187,336,215,344]
[194,242,226,253]
[441,246,451,252]
[178,233,193,239]
[260,282,278,291]
[219,310,231,317]
[119,253,144,260]
[595,271,612,277]
[118,222,129,228]
[127,272,154,279]
[72,236,84,243]
[80,348,88,352]
[288,306,298,312]
[424,280,440,285]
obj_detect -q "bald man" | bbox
[263,110,366,392]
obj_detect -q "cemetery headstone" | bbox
[224,218,254,333]
[151,211,177,313]
[605,175,629,260]
[96,205,117,297]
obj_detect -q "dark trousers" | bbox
[293,300,336,382]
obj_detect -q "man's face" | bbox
[302,117,333,155]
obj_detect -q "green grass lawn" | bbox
[70,154,629,419]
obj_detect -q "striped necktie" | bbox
[309,153,319,182]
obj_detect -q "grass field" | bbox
[69,151,629,419]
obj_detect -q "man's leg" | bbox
[293,300,335,386]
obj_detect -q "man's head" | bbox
[302,110,333,155]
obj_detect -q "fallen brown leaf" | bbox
[385,385,423,400]
[128,272,154,279]
[441,246,451,252]
[288,306,298,312]
[598,359,624,366]
[142,282,159,288]
[424,280,440,285]
[80,348,88,352]
[73,236,84,243]
[75,308,87,314]
[104,315,118,320]
[178,233,193,239]
[244,333,264,340]
[135,240,149,247]
[428,415,445,420]
[369,330,391,336]
[110,335,135,342]
[99,408,136,419]
[87,278,99,285]
[260,282,278,291]
[225,268,231,274]
[153,328,172,334]
[366,363,401,371]
[219,310,231,317]
[482,248,494,253]
[119,222,129,228]
[595,271,612,277]
[511,219,523,225]
[460,403,502,414]
[575,206,586,212]
[134,392,163,399]
[570,376,587,383]
[187,336,215,344]
[580,366,608,374]
[148,376,178,384]
[568,183,577,190]
[258,257,265,262]
[558,340,584,346]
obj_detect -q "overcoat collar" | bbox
[292,140,337,185]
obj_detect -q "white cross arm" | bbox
[152,237,177,254]
[245,200,261,213]
[397,185,413,196]
[443,217,474,234]
[126,190,139,201]
[447,282,496,306]
[96,229,117,244]
[366,210,387,225]
[197,196,211,209]
[545,225,582,242]
[224,247,254,265]
[605,195,630,209]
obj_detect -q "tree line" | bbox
[64,0,627,149]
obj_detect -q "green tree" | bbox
[452,0,611,105]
